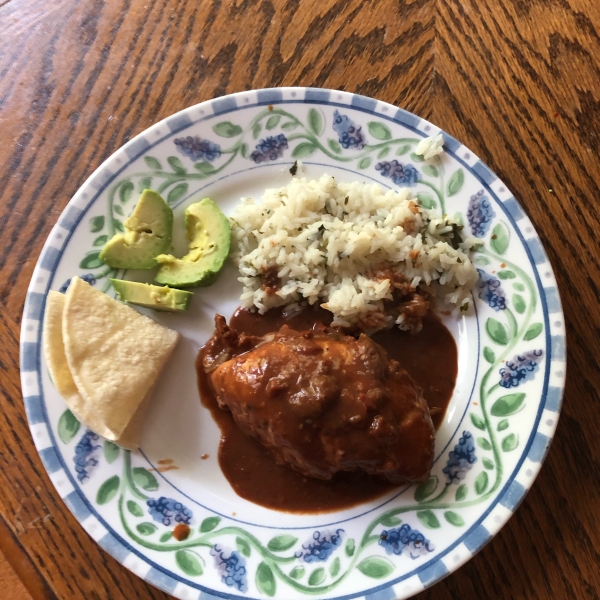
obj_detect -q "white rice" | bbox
[230,174,478,328]
[415,133,445,160]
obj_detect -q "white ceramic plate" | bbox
[20,88,566,600]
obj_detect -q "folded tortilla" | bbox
[43,278,179,448]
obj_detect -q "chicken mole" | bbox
[196,306,457,513]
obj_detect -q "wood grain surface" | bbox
[0,548,33,600]
[1,0,599,598]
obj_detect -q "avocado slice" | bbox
[100,190,173,269]
[154,198,230,288]
[111,279,193,312]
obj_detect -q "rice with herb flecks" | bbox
[230,174,479,329]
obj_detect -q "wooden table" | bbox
[1,1,599,598]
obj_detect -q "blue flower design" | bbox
[59,273,96,293]
[174,136,222,162]
[211,545,248,592]
[332,110,365,150]
[73,430,102,482]
[442,431,477,485]
[476,268,507,311]
[467,190,495,237]
[499,349,543,388]
[375,160,419,187]
[295,529,344,563]
[146,497,193,527]
[250,134,288,163]
[379,524,434,559]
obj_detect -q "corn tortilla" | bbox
[43,290,169,449]
[43,291,83,411]
[61,277,179,441]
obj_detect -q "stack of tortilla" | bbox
[43,276,180,449]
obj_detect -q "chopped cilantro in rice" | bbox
[230,175,478,329]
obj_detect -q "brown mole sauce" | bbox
[196,306,457,514]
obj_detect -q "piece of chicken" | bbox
[203,317,434,484]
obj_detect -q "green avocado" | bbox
[110,279,193,312]
[100,190,173,269]
[154,198,230,288]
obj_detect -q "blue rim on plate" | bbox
[20,87,566,600]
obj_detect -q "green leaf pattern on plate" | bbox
[96,476,120,505]
[119,180,135,203]
[136,522,158,536]
[57,409,80,444]
[256,562,276,596]
[308,567,325,586]
[89,215,105,233]
[132,467,158,492]
[176,549,204,576]
[267,535,298,552]
[103,440,119,463]
[127,500,144,517]
[199,516,221,533]
[444,511,465,527]
[491,222,510,255]
[417,510,441,529]
[356,556,394,578]
[414,476,439,502]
